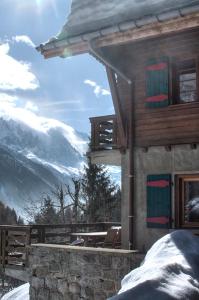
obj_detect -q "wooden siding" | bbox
[105,28,199,147]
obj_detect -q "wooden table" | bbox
[71,232,107,237]
[70,231,107,246]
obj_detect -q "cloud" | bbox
[12,35,35,48]
[52,107,93,113]
[25,101,38,112]
[40,99,81,107]
[0,93,17,105]
[84,79,110,97]
[0,43,39,91]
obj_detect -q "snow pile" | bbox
[110,230,199,300]
[1,283,29,300]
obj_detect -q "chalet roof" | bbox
[61,0,199,38]
[37,0,199,58]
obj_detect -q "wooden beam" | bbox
[95,12,199,49]
[106,67,127,149]
[41,12,199,59]
[43,41,88,59]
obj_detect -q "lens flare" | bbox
[35,0,58,17]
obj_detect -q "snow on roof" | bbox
[109,230,199,300]
[37,0,199,58]
[60,0,199,38]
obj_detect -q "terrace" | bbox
[0,222,120,278]
[0,223,143,299]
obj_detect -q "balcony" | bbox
[89,115,121,165]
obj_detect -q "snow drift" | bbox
[1,283,29,300]
[109,230,199,300]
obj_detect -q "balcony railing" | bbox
[90,115,120,151]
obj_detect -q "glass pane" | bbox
[180,72,196,81]
[180,91,196,103]
[184,181,199,222]
[179,72,197,103]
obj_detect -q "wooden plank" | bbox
[136,117,199,131]
[37,227,46,243]
[135,105,199,119]
[106,67,127,148]
[8,236,26,244]
[136,124,199,139]
[137,135,199,147]
[0,225,30,231]
[7,246,26,252]
[7,231,27,236]
[43,41,88,58]
[136,111,199,126]
[2,230,8,267]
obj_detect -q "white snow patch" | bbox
[110,230,199,300]
[1,283,29,300]
[26,152,83,176]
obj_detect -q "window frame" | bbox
[172,57,199,105]
[175,174,199,228]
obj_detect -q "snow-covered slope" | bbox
[0,106,88,213]
[110,230,199,300]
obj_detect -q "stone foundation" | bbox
[29,244,143,300]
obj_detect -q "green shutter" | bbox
[145,57,169,108]
[147,174,171,228]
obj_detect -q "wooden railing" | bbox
[0,222,121,269]
[0,226,31,269]
[90,115,120,151]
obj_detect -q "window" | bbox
[174,59,198,104]
[175,174,199,228]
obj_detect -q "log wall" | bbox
[106,28,199,147]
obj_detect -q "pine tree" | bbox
[0,201,24,225]
[81,159,121,222]
[34,196,60,224]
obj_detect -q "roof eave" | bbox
[37,8,199,59]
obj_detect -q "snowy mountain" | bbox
[0,107,88,215]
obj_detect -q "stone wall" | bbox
[29,244,143,300]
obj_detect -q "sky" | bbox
[0,0,114,134]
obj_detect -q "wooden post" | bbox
[0,229,2,265]
[38,227,46,243]
[106,67,127,150]
[2,230,8,268]
[24,227,31,268]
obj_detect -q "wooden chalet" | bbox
[37,0,199,251]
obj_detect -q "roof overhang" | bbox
[37,7,199,59]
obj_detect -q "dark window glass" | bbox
[176,175,199,228]
[175,59,198,104]
[184,181,199,222]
